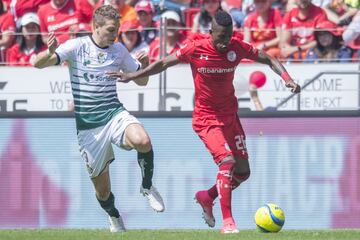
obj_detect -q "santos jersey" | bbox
[176,35,259,117]
[55,36,140,130]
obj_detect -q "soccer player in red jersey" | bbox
[108,10,300,234]
[37,0,79,44]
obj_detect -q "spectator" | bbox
[160,0,192,24]
[135,0,158,44]
[191,0,221,33]
[281,0,328,61]
[244,0,282,58]
[118,20,149,56]
[306,20,352,62]
[75,0,103,24]
[342,10,360,60]
[37,0,79,44]
[126,0,139,6]
[107,0,138,24]
[323,0,358,26]
[69,22,91,38]
[6,12,46,66]
[272,0,290,15]
[1,0,9,10]
[222,0,246,28]
[8,0,50,22]
[0,0,16,64]
[148,10,185,62]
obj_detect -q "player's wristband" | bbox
[281,71,291,82]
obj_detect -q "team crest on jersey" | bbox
[97,52,107,63]
[47,15,55,22]
[227,51,236,62]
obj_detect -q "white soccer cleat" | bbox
[140,185,165,212]
[108,216,126,232]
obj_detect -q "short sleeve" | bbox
[55,39,79,64]
[281,11,291,30]
[175,41,196,63]
[1,13,15,33]
[119,45,140,73]
[273,9,282,27]
[237,39,259,61]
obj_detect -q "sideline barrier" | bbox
[0,116,359,229]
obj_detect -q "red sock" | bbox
[208,172,251,200]
[216,162,235,220]
[207,184,218,200]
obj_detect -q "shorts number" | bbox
[235,135,246,150]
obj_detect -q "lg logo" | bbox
[0,82,28,113]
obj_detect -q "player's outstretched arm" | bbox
[132,51,150,86]
[34,32,59,69]
[255,50,301,93]
[107,53,180,83]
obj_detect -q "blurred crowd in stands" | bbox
[0,0,360,66]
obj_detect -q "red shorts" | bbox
[192,113,248,165]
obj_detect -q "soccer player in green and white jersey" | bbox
[34,5,164,232]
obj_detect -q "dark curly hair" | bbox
[214,10,233,27]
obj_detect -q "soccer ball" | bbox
[254,203,285,233]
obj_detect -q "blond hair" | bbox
[93,5,120,26]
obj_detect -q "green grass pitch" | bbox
[0,229,359,240]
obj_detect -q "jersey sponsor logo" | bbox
[200,54,209,60]
[47,18,78,31]
[197,67,236,74]
[227,51,236,62]
[292,27,314,38]
[83,72,115,82]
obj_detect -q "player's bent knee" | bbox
[96,190,111,201]
[233,171,251,183]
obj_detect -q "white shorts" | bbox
[77,110,141,178]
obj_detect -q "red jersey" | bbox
[6,43,46,66]
[37,0,79,44]
[149,35,186,63]
[176,34,259,117]
[75,0,102,24]
[282,3,327,46]
[0,12,16,62]
[244,8,282,45]
[9,0,50,20]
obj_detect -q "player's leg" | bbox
[92,168,125,232]
[78,123,125,232]
[124,123,153,186]
[110,111,164,212]
[193,121,238,232]
[123,123,165,212]
[231,116,251,190]
[232,157,251,190]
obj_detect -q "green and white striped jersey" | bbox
[55,36,140,130]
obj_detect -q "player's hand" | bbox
[285,80,301,93]
[135,50,149,68]
[106,71,133,83]
[47,32,58,55]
